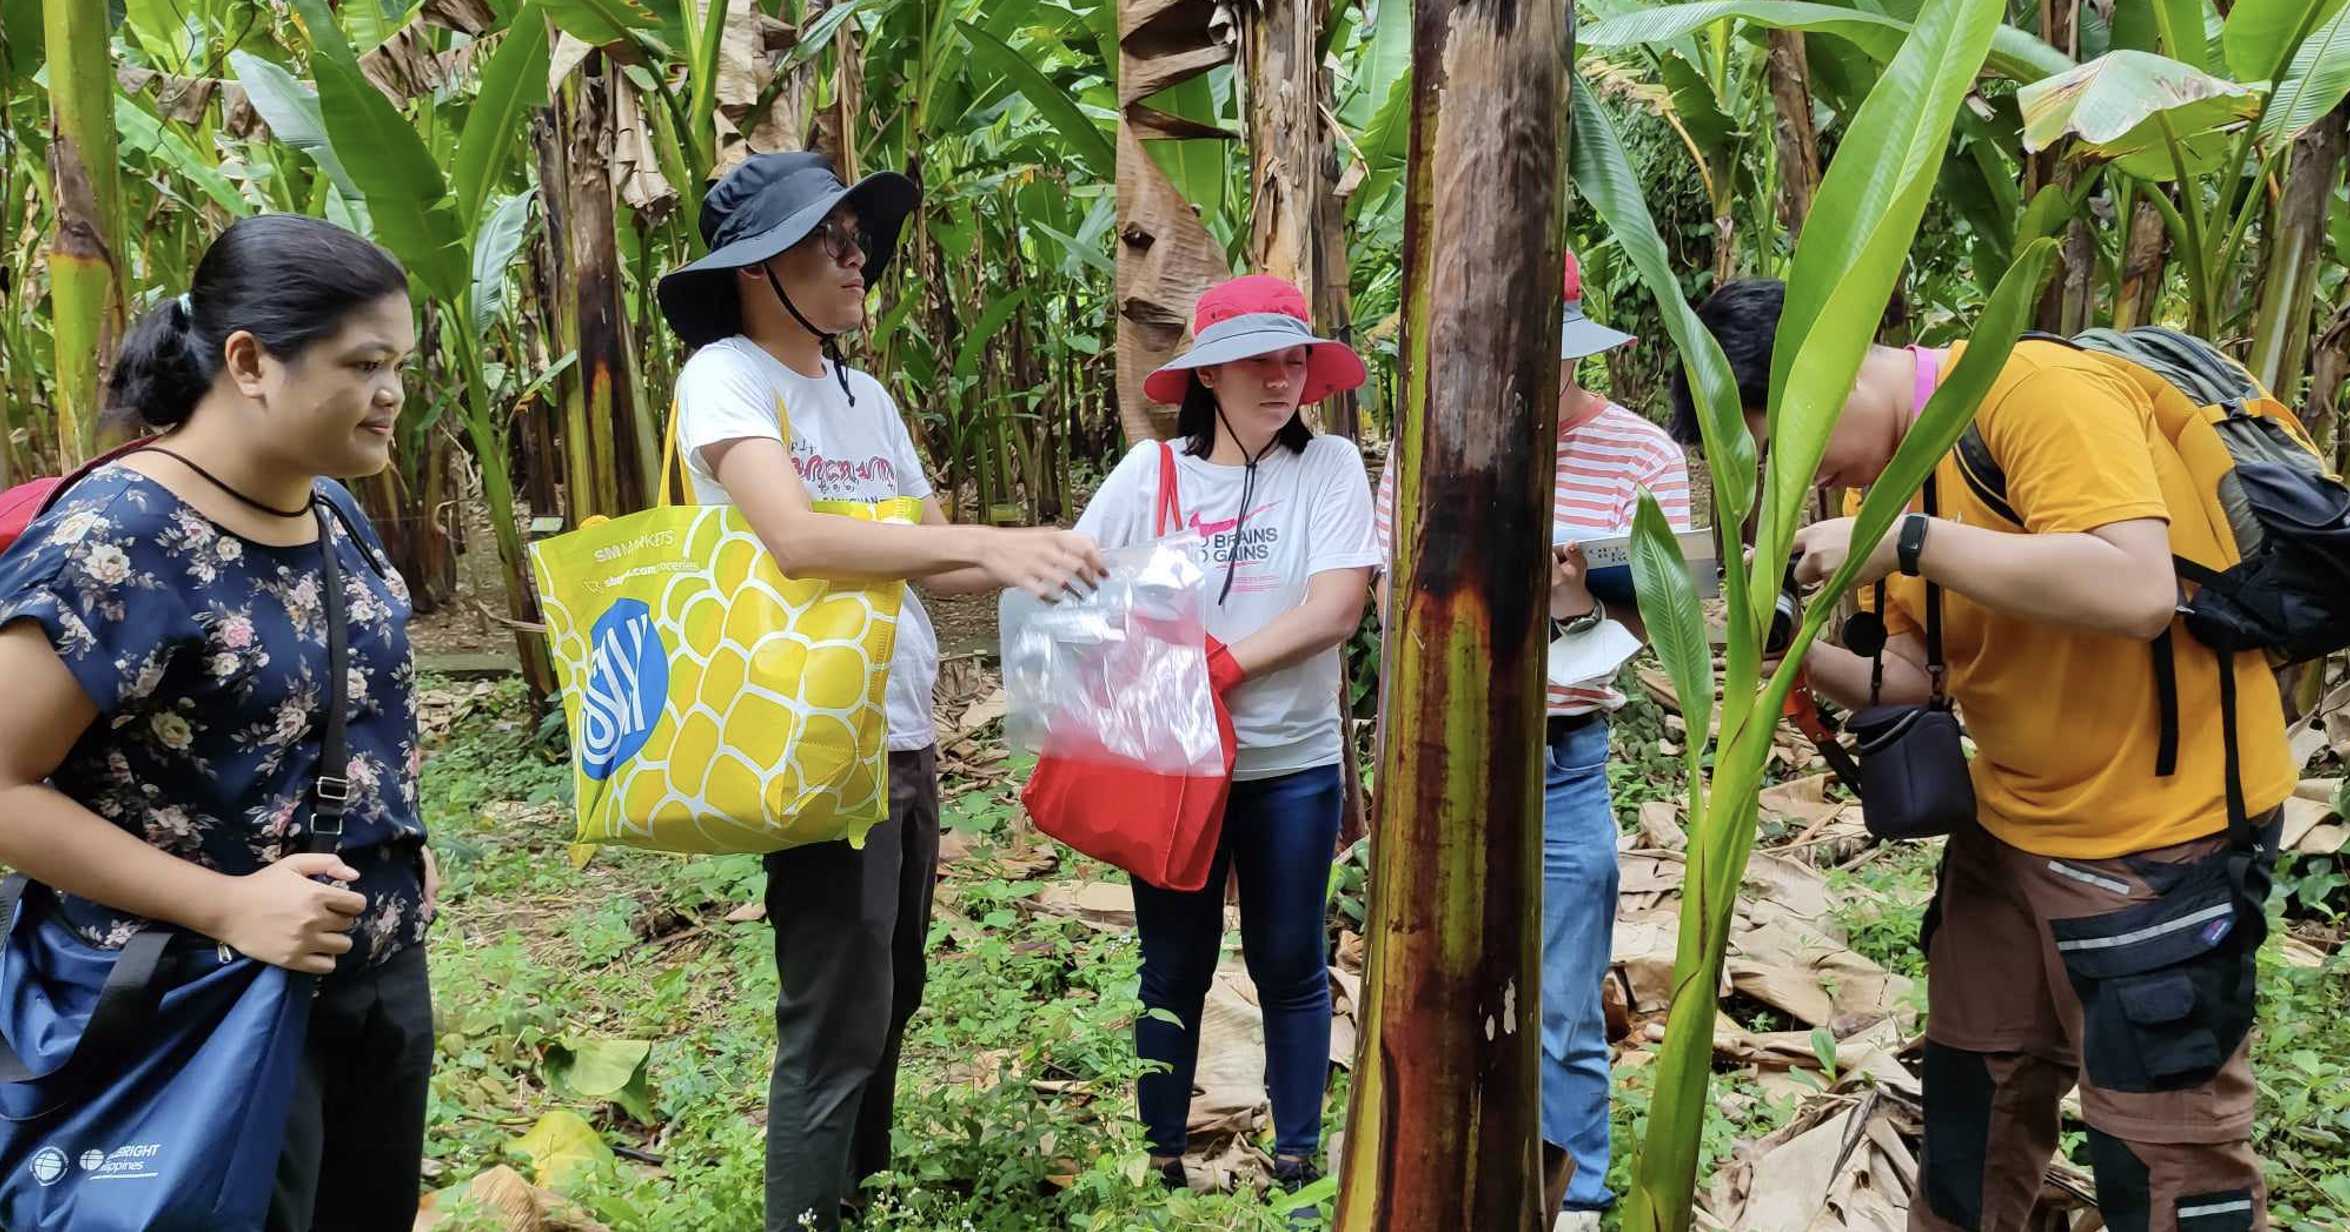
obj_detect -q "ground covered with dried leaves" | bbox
[407,661,2350,1232]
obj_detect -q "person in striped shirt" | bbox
[1373,251,1692,1227]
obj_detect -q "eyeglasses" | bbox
[809,217,876,266]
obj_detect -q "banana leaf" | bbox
[536,0,659,49]
[1629,491,1712,791]
[959,21,1115,183]
[2017,50,2261,182]
[2221,0,2348,82]
[1567,73,1753,529]
[229,51,363,200]
[2259,3,2350,146]
[452,12,549,239]
[1582,0,2071,82]
[469,190,534,333]
[1756,0,2004,606]
[115,98,253,217]
[292,0,468,300]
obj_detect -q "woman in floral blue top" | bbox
[0,215,434,1232]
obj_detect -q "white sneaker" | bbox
[1553,1213,1603,1232]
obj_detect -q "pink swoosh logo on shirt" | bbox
[1191,501,1283,538]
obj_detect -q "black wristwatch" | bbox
[1897,513,1930,577]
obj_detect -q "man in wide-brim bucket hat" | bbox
[657,150,917,401]
[659,150,1105,1232]
[1370,247,1693,1228]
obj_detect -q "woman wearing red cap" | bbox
[1074,275,1379,1207]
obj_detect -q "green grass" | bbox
[417,681,1317,1231]
[413,675,2350,1230]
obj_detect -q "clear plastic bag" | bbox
[999,534,1222,775]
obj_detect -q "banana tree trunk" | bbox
[1335,1,1570,1227]
[1243,0,1324,294]
[810,0,863,182]
[2111,194,2171,330]
[2308,302,2350,461]
[1765,29,1820,241]
[2246,108,2346,400]
[1246,0,1359,442]
[1115,0,1237,446]
[43,0,129,466]
[2028,0,2092,334]
[554,56,654,521]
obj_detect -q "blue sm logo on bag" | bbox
[579,598,668,780]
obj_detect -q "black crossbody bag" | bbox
[1843,474,1977,841]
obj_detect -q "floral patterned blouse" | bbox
[0,465,426,969]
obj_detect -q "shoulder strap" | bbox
[1155,441,1183,538]
[31,437,160,520]
[1952,424,2020,527]
[1922,474,1947,700]
[1865,479,1951,702]
[309,499,351,854]
[0,878,178,1094]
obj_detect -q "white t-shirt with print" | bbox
[673,336,939,752]
[1075,436,1379,780]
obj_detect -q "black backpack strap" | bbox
[309,498,351,855]
[0,878,178,1100]
[1952,424,2021,528]
[2212,645,2253,856]
[2151,626,2180,777]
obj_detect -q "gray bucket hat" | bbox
[1560,249,1636,360]
[656,151,919,347]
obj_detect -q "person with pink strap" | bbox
[1674,280,2288,1232]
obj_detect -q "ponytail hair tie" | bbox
[175,292,193,323]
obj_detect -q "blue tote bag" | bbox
[0,496,358,1232]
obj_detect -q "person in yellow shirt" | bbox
[1674,280,2288,1232]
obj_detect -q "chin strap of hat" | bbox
[762,265,857,405]
[1209,401,1278,607]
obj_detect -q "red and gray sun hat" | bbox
[1559,249,1636,361]
[1142,275,1368,406]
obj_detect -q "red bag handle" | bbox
[1154,440,1183,538]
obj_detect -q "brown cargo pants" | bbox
[1908,815,2278,1232]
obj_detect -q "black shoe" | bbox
[1271,1157,1323,1226]
[1159,1158,1188,1192]
[1272,1155,1321,1190]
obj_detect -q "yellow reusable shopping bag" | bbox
[527,396,920,854]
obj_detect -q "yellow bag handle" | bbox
[659,383,797,511]
[659,397,683,510]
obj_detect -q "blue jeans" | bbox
[1132,764,1343,1159]
[1543,717,1618,1210]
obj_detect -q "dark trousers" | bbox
[763,746,941,1232]
[1132,763,1342,1160]
[268,941,434,1232]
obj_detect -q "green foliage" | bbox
[2255,944,2350,1230]
[292,0,468,299]
[419,682,1315,1231]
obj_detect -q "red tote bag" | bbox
[1019,443,1235,891]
